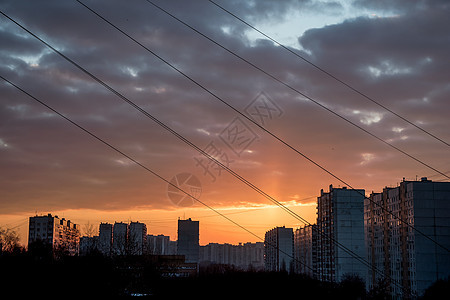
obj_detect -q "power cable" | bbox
[1,5,445,289]
[143,0,449,182]
[208,0,450,149]
[70,1,450,260]
[0,11,379,283]
[79,0,449,258]
[0,7,432,295]
[0,13,401,293]
[0,74,311,272]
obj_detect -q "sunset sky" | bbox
[1,0,449,246]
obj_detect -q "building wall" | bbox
[113,222,128,255]
[264,227,294,272]
[99,222,112,256]
[28,214,80,256]
[199,242,264,270]
[147,234,176,255]
[177,218,199,263]
[317,185,367,283]
[334,188,367,283]
[79,236,99,255]
[294,224,318,277]
[365,178,450,298]
[128,222,147,255]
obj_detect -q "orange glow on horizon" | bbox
[1,201,317,248]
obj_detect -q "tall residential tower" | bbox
[316,185,367,283]
[177,218,199,263]
[365,178,450,298]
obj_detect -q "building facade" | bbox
[199,242,264,270]
[128,221,147,255]
[264,226,294,272]
[98,222,113,256]
[147,234,176,255]
[79,236,98,255]
[177,218,199,263]
[364,178,450,298]
[112,222,128,255]
[294,224,318,277]
[28,214,80,256]
[317,185,367,283]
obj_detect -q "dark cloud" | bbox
[352,0,450,13]
[0,0,449,216]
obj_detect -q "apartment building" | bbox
[177,218,199,263]
[28,213,80,256]
[316,185,367,283]
[264,226,294,273]
[294,224,318,277]
[365,178,450,298]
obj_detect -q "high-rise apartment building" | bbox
[364,178,450,298]
[294,224,318,277]
[177,218,199,263]
[128,221,147,255]
[112,222,128,255]
[264,226,294,272]
[28,214,80,256]
[99,222,112,256]
[316,185,367,283]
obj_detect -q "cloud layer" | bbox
[1,0,449,216]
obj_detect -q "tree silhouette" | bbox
[339,273,367,300]
[0,227,22,254]
[368,278,391,300]
[82,221,96,238]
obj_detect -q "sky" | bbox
[1,0,449,246]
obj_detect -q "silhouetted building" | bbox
[147,234,176,255]
[243,242,265,270]
[99,222,112,256]
[113,222,128,255]
[200,242,264,270]
[79,236,98,255]
[317,185,367,283]
[28,213,80,256]
[128,221,147,255]
[168,240,177,255]
[177,218,199,263]
[294,224,318,277]
[264,226,294,272]
[365,178,450,298]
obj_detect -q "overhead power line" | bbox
[4,74,410,292]
[208,0,450,149]
[136,0,450,254]
[143,0,449,182]
[0,74,311,272]
[0,6,441,295]
[1,1,447,262]
[0,7,412,294]
[73,0,450,259]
